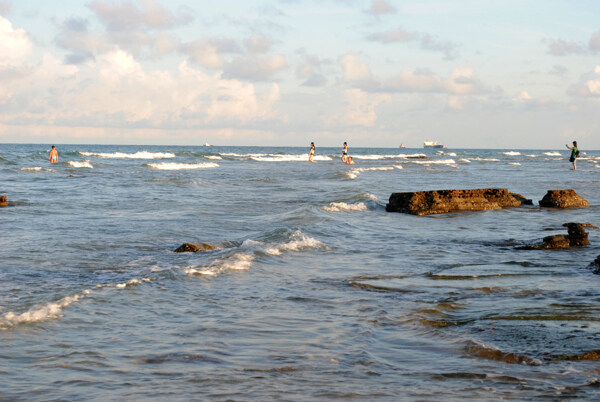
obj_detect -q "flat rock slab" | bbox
[539,190,589,208]
[386,188,532,215]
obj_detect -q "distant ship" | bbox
[204,142,212,147]
[423,139,446,149]
[400,144,406,148]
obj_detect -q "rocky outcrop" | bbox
[518,223,590,250]
[591,255,600,273]
[385,188,532,215]
[174,243,216,253]
[539,190,589,208]
[0,195,7,208]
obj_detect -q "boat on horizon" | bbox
[204,142,212,147]
[400,144,406,148]
[423,139,446,149]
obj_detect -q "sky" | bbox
[0,0,599,148]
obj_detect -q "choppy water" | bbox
[1,144,600,400]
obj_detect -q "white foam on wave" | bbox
[468,157,500,162]
[322,202,367,213]
[186,253,255,277]
[543,152,561,156]
[508,162,521,166]
[68,160,93,168]
[204,155,222,160]
[21,167,42,171]
[252,154,332,162]
[503,151,521,156]
[394,165,404,169]
[345,166,396,179]
[460,159,471,163]
[0,289,91,329]
[404,159,456,165]
[147,162,219,170]
[80,151,175,159]
[353,153,426,160]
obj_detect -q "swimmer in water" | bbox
[346,156,355,165]
[49,145,58,164]
[309,142,315,163]
[341,142,348,163]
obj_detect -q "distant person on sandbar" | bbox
[49,145,58,164]
[566,141,579,170]
[346,156,355,165]
[309,142,315,163]
[341,142,348,163]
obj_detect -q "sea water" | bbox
[1,144,600,400]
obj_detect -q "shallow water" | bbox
[1,144,600,399]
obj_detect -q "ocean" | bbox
[1,143,599,400]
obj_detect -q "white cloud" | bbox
[222,54,287,81]
[445,67,485,95]
[365,0,397,16]
[90,0,193,32]
[341,88,390,126]
[367,26,458,60]
[0,16,32,66]
[385,69,443,92]
[568,65,600,98]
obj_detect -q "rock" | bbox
[562,222,598,229]
[518,223,590,250]
[0,195,7,208]
[566,223,590,247]
[174,243,216,253]
[386,188,532,215]
[553,350,600,361]
[517,235,570,250]
[590,255,600,273]
[539,190,589,208]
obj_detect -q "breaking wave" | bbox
[80,151,175,159]
[321,202,368,213]
[502,151,521,156]
[543,152,561,156]
[68,160,93,168]
[21,167,42,171]
[147,162,219,170]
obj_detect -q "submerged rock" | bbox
[386,188,532,215]
[553,350,600,361]
[518,223,590,250]
[591,255,600,273]
[0,195,7,208]
[539,190,589,208]
[174,243,216,253]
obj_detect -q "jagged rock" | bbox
[174,243,216,253]
[0,195,7,208]
[518,235,570,250]
[562,222,598,229]
[566,223,590,247]
[518,223,590,250]
[591,255,600,273]
[539,190,589,208]
[386,188,532,215]
[553,350,600,361]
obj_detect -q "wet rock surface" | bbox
[0,195,7,207]
[539,189,589,208]
[386,188,532,215]
[174,243,216,253]
[591,255,600,273]
[518,223,590,250]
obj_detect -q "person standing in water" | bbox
[49,145,58,164]
[566,141,579,170]
[341,142,348,163]
[308,142,315,163]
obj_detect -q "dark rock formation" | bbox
[539,190,589,208]
[566,223,590,247]
[518,223,589,250]
[553,350,600,361]
[174,243,216,253]
[591,255,600,273]
[0,195,7,208]
[386,188,532,215]
[563,222,598,229]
